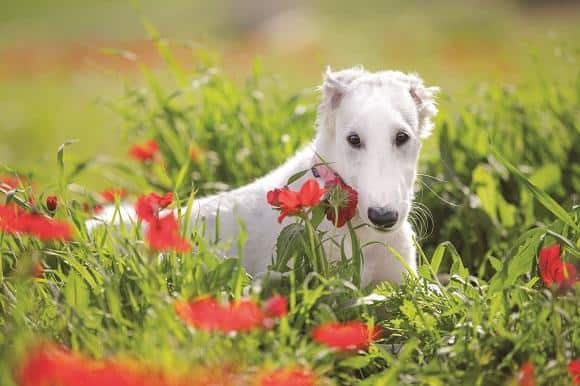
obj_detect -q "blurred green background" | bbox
[1,0,579,182]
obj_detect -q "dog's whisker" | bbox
[408,201,434,240]
[416,178,462,208]
[417,173,448,183]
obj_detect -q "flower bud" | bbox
[46,196,58,211]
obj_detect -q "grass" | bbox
[1,28,579,386]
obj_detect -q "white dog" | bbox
[94,66,438,286]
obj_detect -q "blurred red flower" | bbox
[100,188,128,203]
[569,359,580,385]
[129,139,159,162]
[0,204,72,241]
[46,196,58,211]
[17,343,88,386]
[312,321,380,351]
[1,176,23,190]
[518,362,535,386]
[133,192,186,253]
[32,262,44,278]
[262,295,288,319]
[135,192,173,222]
[189,144,204,163]
[175,296,265,333]
[146,214,190,253]
[259,367,316,386]
[83,203,104,215]
[17,343,234,386]
[325,177,358,227]
[538,244,577,291]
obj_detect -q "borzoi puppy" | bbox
[93,66,438,286]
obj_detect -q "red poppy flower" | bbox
[259,368,316,386]
[312,321,380,351]
[325,178,358,227]
[46,196,58,211]
[518,362,535,386]
[129,139,159,162]
[146,214,190,253]
[175,296,265,333]
[538,244,577,291]
[276,188,302,223]
[277,188,300,209]
[298,179,327,207]
[100,188,128,203]
[262,295,288,318]
[17,343,88,386]
[267,188,283,207]
[226,299,267,332]
[569,359,580,385]
[21,215,72,241]
[1,176,23,190]
[135,192,173,222]
[311,164,359,227]
[0,204,72,241]
[0,204,20,228]
[17,344,180,386]
[268,179,326,223]
[18,342,237,386]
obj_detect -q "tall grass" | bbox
[0,38,578,385]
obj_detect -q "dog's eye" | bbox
[347,134,361,148]
[395,131,410,147]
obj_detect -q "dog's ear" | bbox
[406,74,439,138]
[317,66,365,133]
[321,66,365,109]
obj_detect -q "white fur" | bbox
[91,67,438,286]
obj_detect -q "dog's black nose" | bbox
[367,207,398,228]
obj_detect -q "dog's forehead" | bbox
[338,80,417,130]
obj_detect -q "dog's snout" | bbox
[367,207,398,228]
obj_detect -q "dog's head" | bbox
[315,66,438,232]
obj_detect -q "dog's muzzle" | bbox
[367,207,398,230]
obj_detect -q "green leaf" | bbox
[505,229,543,286]
[429,241,467,279]
[57,139,79,192]
[529,163,561,190]
[310,205,326,229]
[286,169,310,186]
[275,223,304,271]
[57,139,79,169]
[174,161,191,192]
[489,227,544,291]
[64,272,90,314]
[339,355,372,369]
[488,256,503,272]
[210,258,240,288]
[492,147,579,231]
[472,165,498,222]
[430,243,446,274]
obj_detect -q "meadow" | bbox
[1,2,580,385]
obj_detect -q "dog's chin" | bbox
[371,225,395,233]
[369,220,404,233]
